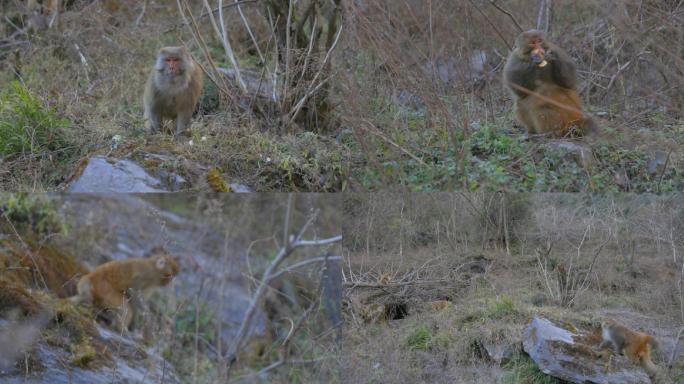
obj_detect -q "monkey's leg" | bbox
[530,105,563,135]
[99,290,133,334]
[129,291,154,345]
[175,113,192,138]
[515,100,538,134]
[146,111,162,133]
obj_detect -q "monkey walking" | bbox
[143,46,203,138]
[598,319,668,383]
[504,30,598,137]
[71,247,179,341]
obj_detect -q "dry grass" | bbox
[0,1,347,191]
[343,193,683,382]
[1,1,681,191]
[340,0,683,191]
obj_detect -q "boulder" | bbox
[523,317,650,384]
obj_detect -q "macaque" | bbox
[429,300,451,311]
[504,30,598,137]
[71,247,179,336]
[599,319,662,380]
[143,46,203,138]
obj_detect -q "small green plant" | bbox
[174,302,216,345]
[0,194,66,236]
[503,355,563,384]
[405,324,433,351]
[0,81,70,157]
[486,294,516,319]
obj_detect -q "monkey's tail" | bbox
[640,356,672,384]
[580,116,600,137]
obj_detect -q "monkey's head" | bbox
[514,30,548,65]
[153,254,180,284]
[155,46,190,77]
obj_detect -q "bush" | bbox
[0,81,70,157]
[405,324,433,351]
[0,194,66,236]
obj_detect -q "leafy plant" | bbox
[0,81,70,157]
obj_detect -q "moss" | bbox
[71,339,97,367]
[206,167,230,192]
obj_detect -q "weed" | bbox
[405,324,433,351]
[0,81,70,157]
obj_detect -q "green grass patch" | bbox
[503,355,563,384]
[351,116,684,192]
[405,324,433,351]
[0,194,66,236]
[0,81,70,157]
[485,294,517,319]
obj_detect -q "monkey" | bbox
[378,273,392,285]
[428,300,451,311]
[598,319,664,381]
[71,247,179,339]
[143,46,203,138]
[504,29,598,137]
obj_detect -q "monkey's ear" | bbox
[147,245,167,256]
[155,256,167,270]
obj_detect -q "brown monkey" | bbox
[504,30,597,137]
[599,319,663,381]
[378,273,392,285]
[428,300,451,311]
[71,247,179,336]
[143,46,203,138]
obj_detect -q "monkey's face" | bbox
[155,46,188,77]
[528,37,546,64]
[516,30,548,65]
[155,255,180,283]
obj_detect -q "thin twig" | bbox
[488,0,524,32]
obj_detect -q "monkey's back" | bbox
[82,257,158,294]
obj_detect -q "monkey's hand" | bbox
[545,50,557,61]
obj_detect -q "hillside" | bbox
[1,0,681,192]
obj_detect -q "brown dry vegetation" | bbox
[1,0,682,192]
[341,0,683,191]
[342,193,684,383]
[0,0,347,191]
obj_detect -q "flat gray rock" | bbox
[68,156,167,193]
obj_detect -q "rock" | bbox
[523,317,650,384]
[229,183,252,193]
[0,323,181,384]
[479,340,517,365]
[56,194,267,343]
[68,156,185,193]
[545,141,595,169]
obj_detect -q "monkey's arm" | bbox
[504,57,538,98]
[547,45,577,90]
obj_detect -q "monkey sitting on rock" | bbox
[598,319,668,383]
